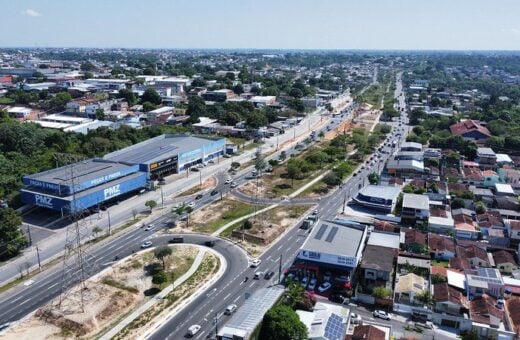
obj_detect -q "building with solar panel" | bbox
[298,220,367,273]
[20,134,225,214]
[296,301,349,340]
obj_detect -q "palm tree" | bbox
[284,282,305,309]
[154,246,173,270]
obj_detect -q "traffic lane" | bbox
[155,218,308,339]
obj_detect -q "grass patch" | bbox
[102,277,139,294]
[176,185,202,197]
[432,260,449,268]
[191,199,261,234]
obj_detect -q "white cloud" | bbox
[21,9,42,17]
[501,28,520,35]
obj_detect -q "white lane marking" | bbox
[233,296,240,303]
[224,293,231,300]
[248,282,255,288]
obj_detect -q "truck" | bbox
[301,216,316,230]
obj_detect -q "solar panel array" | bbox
[323,313,346,340]
[325,226,338,243]
[315,224,328,240]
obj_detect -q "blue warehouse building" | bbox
[21,134,226,214]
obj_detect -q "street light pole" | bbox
[160,186,164,208]
[36,245,42,271]
[278,254,283,284]
[107,210,112,235]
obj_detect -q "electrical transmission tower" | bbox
[53,153,98,314]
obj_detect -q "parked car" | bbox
[141,241,153,249]
[225,304,237,315]
[323,272,332,282]
[308,278,317,290]
[329,293,345,304]
[250,258,261,267]
[373,310,390,320]
[187,324,201,337]
[318,282,332,292]
[300,276,309,288]
[169,237,184,244]
[415,321,434,329]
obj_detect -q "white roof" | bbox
[149,106,174,115]
[495,183,515,194]
[402,193,430,210]
[31,121,72,129]
[496,154,513,163]
[447,270,466,289]
[428,216,455,228]
[296,302,349,339]
[250,95,276,102]
[193,117,218,127]
[41,114,91,124]
[367,231,400,250]
[7,107,32,114]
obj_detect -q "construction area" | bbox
[2,245,219,340]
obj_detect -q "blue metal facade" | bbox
[21,172,147,214]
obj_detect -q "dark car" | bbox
[329,293,346,304]
[204,240,216,247]
[169,237,184,244]
[264,271,275,280]
[190,167,199,172]
[210,190,219,196]
[195,194,203,200]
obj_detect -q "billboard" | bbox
[298,249,358,268]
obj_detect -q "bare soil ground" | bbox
[2,246,198,339]
[230,205,309,257]
[175,176,216,197]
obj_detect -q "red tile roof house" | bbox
[345,325,386,340]
[505,297,520,336]
[433,282,469,316]
[508,220,520,247]
[468,294,515,339]
[403,229,427,254]
[450,120,491,142]
[456,244,491,268]
[428,234,456,260]
[493,250,519,274]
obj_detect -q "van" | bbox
[187,324,201,337]
[169,237,184,244]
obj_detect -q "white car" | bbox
[225,304,237,315]
[250,258,261,268]
[300,276,309,288]
[318,282,332,292]
[254,271,264,280]
[187,202,195,208]
[145,224,154,231]
[308,278,317,290]
[350,313,362,324]
[187,324,201,336]
[230,182,238,188]
[225,178,232,184]
[141,241,153,248]
[373,310,390,320]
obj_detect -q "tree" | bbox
[289,88,303,98]
[318,130,325,138]
[246,111,268,129]
[259,305,308,340]
[451,198,465,210]
[0,208,27,260]
[154,246,173,270]
[152,271,168,286]
[243,219,253,230]
[186,96,207,123]
[323,173,341,186]
[117,88,137,106]
[222,111,241,126]
[92,226,103,238]
[232,84,244,95]
[279,151,287,162]
[288,99,305,113]
[95,108,105,121]
[286,158,305,186]
[142,101,157,112]
[431,273,447,284]
[475,201,486,214]
[372,286,391,299]
[145,200,157,211]
[49,92,72,110]
[254,148,266,173]
[83,71,94,80]
[416,290,434,305]
[141,88,162,105]
[368,172,380,185]
[131,208,138,220]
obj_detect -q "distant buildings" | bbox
[450,120,491,141]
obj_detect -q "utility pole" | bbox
[36,245,42,271]
[278,254,283,284]
[342,192,347,214]
[160,186,164,208]
[214,311,219,337]
[199,171,202,187]
[107,210,112,235]
[26,225,32,246]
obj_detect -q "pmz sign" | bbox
[103,184,121,200]
[35,194,54,209]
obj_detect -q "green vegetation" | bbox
[0,208,27,260]
[259,305,308,340]
[101,277,139,294]
[372,286,392,298]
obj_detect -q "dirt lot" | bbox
[228,205,309,257]
[3,246,198,339]
[175,176,216,197]
[172,197,255,234]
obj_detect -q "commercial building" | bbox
[103,134,226,177]
[217,287,284,340]
[21,134,226,213]
[297,220,367,272]
[351,185,401,213]
[401,193,430,222]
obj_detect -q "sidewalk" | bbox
[99,248,207,340]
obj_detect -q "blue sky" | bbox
[1,0,520,50]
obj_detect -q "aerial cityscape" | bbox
[1,1,520,340]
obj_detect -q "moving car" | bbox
[190,167,199,172]
[210,190,219,196]
[187,324,201,337]
[350,313,362,324]
[145,224,154,231]
[204,240,216,247]
[254,271,263,279]
[373,310,390,320]
[225,304,237,315]
[169,237,184,244]
[230,182,238,188]
[225,178,232,184]
[250,258,261,267]
[141,241,153,248]
[195,194,203,200]
[188,202,195,208]
[318,282,332,292]
[264,271,275,280]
